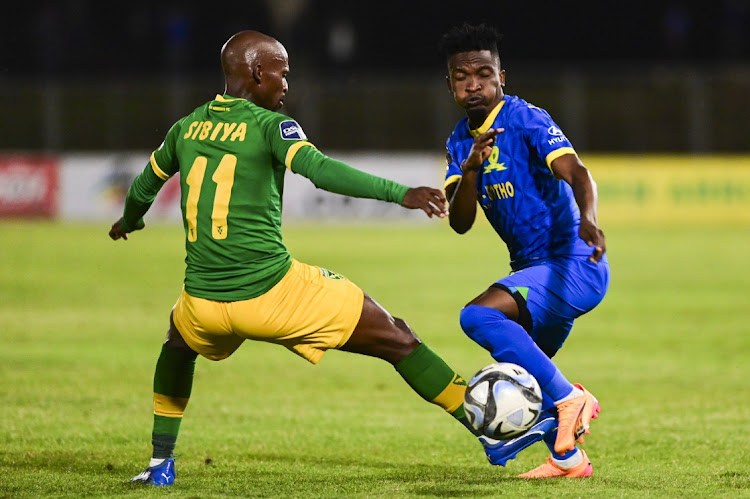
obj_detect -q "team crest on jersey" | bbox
[321,268,347,280]
[279,120,307,140]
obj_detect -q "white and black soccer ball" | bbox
[464,362,543,440]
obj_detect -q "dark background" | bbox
[2,1,749,152]
[6,1,749,75]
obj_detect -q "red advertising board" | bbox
[0,155,59,217]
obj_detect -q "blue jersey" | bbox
[445,95,594,270]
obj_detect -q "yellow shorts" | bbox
[172,259,364,364]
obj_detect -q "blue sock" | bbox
[541,391,556,412]
[543,427,579,460]
[460,304,574,403]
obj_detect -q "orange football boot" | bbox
[553,383,600,454]
[517,449,593,478]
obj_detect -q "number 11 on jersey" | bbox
[184,154,237,241]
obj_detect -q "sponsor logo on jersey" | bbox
[548,136,567,146]
[485,181,515,201]
[547,126,568,145]
[279,120,307,140]
[483,146,507,173]
[484,162,507,174]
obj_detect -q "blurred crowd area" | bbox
[2,1,749,152]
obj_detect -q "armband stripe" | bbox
[545,147,577,172]
[150,152,170,180]
[285,141,316,170]
[444,174,462,190]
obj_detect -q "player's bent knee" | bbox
[460,304,507,344]
[459,305,488,337]
[342,312,419,364]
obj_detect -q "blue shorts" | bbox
[496,255,609,351]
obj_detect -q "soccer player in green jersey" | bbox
[110,30,480,486]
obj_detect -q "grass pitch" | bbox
[1,219,749,498]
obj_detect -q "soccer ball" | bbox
[464,362,543,440]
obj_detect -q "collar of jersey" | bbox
[215,94,244,102]
[469,99,505,137]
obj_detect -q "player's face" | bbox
[255,45,290,111]
[446,50,505,120]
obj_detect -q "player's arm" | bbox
[110,120,183,241]
[446,128,503,233]
[108,165,167,240]
[550,154,606,262]
[289,145,446,218]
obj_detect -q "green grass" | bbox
[1,220,749,498]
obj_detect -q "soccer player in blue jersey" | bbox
[438,23,610,478]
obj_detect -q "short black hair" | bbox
[438,23,503,61]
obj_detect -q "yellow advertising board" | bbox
[583,154,750,225]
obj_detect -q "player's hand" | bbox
[579,219,606,262]
[402,187,448,218]
[463,128,504,172]
[109,217,144,241]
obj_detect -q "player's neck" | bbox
[467,95,504,129]
[467,112,487,130]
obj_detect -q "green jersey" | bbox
[121,94,409,301]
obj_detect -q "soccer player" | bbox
[110,30,481,487]
[438,24,610,478]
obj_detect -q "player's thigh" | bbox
[228,259,364,364]
[172,290,242,361]
[497,257,608,347]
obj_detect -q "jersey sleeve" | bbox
[120,118,186,232]
[443,137,463,191]
[258,111,409,204]
[289,146,409,204]
[149,118,185,180]
[257,111,315,169]
[522,106,577,173]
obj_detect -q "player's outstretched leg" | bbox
[339,294,475,433]
[132,314,197,486]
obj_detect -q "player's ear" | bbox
[252,64,262,84]
[499,69,506,87]
[445,75,452,93]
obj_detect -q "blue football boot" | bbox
[480,413,557,466]
[130,458,176,486]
